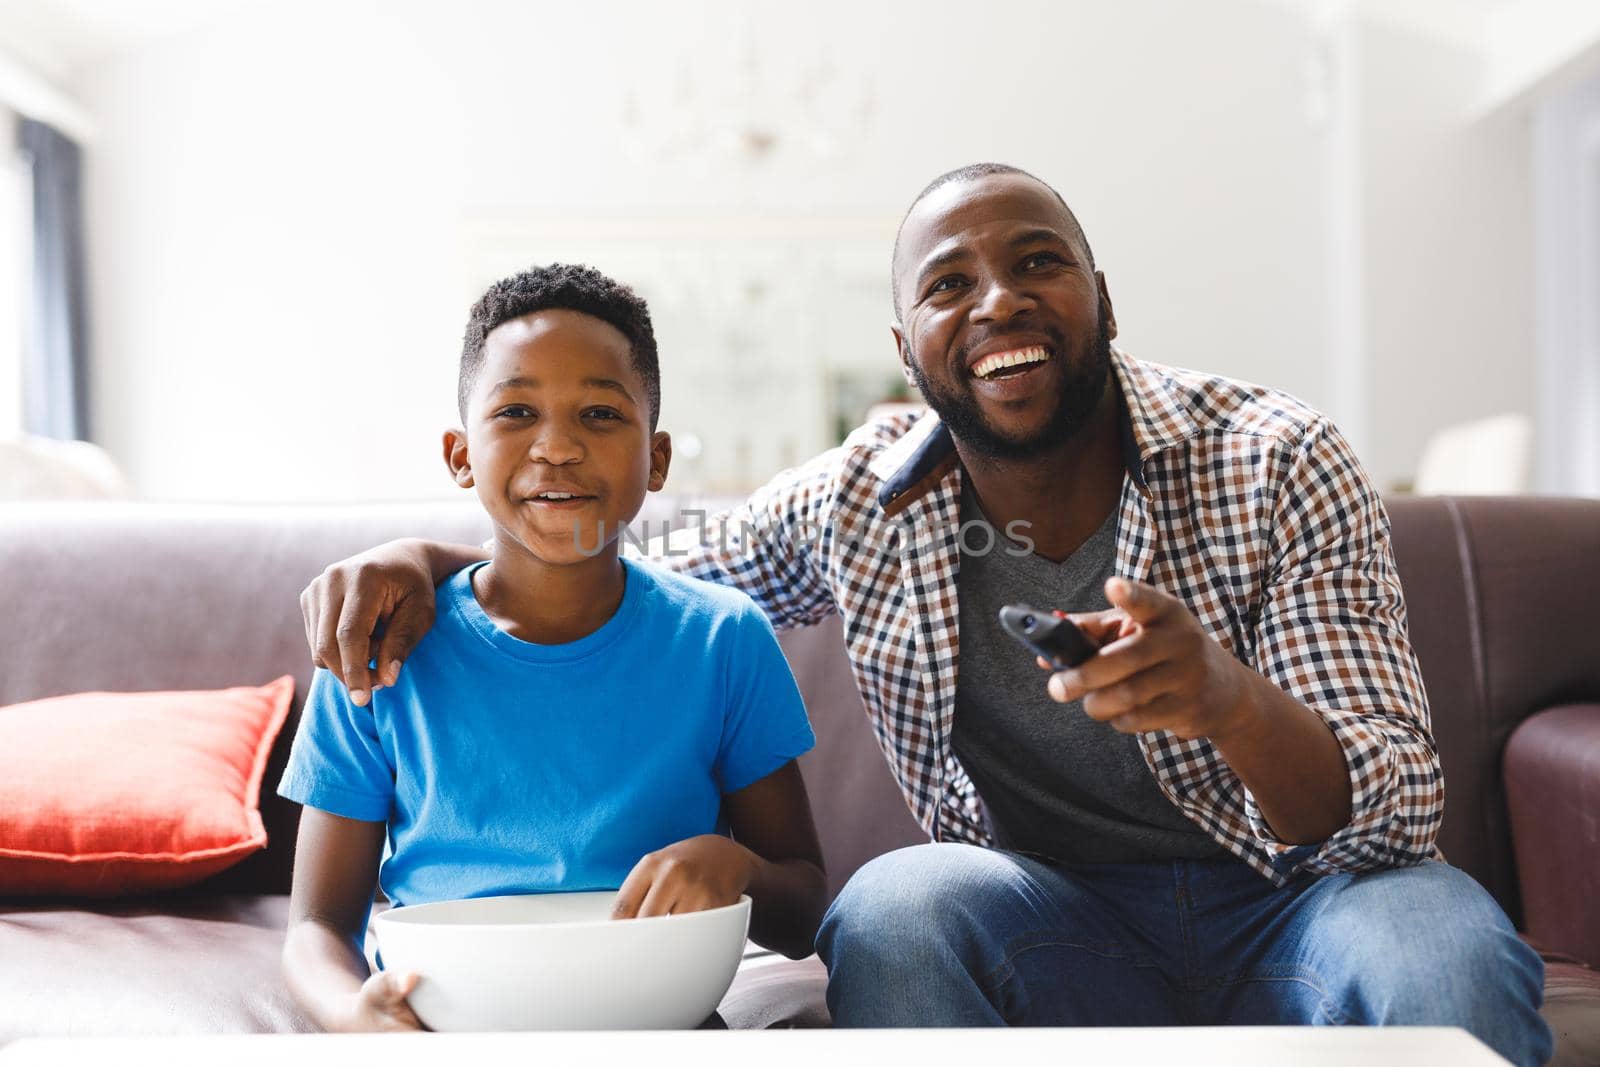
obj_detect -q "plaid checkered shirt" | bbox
[651,348,1443,885]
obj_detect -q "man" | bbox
[302,164,1550,1063]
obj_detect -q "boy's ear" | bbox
[647,430,672,492]
[443,428,474,489]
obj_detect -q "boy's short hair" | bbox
[459,263,661,430]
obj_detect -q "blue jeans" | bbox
[816,845,1551,1066]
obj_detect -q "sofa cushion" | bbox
[0,678,293,897]
[0,894,824,1043]
[0,895,315,1043]
[715,953,830,1029]
[2,898,1589,1044]
[1529,944,1600,1067]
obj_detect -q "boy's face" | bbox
[445,309,670,564]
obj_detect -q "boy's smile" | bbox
[445,308,670,568]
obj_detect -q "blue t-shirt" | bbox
[278,558,815,907]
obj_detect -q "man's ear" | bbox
[1096,271,1118,341]
[443,428,474,489]
[891,325,916,389]
[647,430,672,492]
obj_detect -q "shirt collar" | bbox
[872,346,1197,511]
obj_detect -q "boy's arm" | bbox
[724,760,828,958]
[283,808,423,1032]
[610,760,826,960]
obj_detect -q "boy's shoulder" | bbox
[628,558,768,633]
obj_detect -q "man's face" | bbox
[893,173,1116,460]
[446,309,669,563]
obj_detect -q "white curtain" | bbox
[16,117,90,442]
[1534,71,1600,497]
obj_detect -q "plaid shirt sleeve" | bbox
[656,448,842,630]
[1245,419,1443,875]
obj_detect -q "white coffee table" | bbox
[0,1027,1508,1066]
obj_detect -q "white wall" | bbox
[1354,17,1537,492]
[75,0,1341,502]
[1482,0,1600,110]
[64,0,1588,502]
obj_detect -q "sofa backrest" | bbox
[1384,496,1600,924]
[0,502,494,899]
[2,496,1595,919]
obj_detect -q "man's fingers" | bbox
[1080,663,1185,721]
[334,592,387,706]
[1063,608,1126,647]
[311,572,346,678]
[373,594,434,688]
[1104,577,1174,625]
[1048,630,1167,702]
[300,585,325,670]
[1105,693,1189,735]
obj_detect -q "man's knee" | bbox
[817,843,1017,966]
[1308,863,1535,1000]
[1300,862,1550,1062]
[1348,912,1540,1022]
[817,844,1055,1027]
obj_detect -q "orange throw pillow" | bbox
[0,677,294,897]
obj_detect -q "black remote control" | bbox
[998,603,1098,669]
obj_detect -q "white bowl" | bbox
[372,891,751,1031]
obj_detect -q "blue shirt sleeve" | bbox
[714,601,816,794]
[277,667,395,822]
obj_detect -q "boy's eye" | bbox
[584,408,623,422]
[495,405,534,420]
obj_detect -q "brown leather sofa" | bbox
[1,496,1595,1061]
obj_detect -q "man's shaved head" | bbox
[891,163,1094,321]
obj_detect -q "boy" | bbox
[279,263,826,1033]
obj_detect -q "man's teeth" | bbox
[973,346,1051,380]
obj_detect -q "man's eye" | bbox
[1022,252,1064,270]
[928,276,965,296]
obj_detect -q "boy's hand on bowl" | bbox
[339,970,427,1033]
[611,835,755,920]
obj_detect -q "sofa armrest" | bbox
[1504,704,1600,967]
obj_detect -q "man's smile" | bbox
[970,344,1053,381]
[969,355,1057,404]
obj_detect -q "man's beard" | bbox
[906,312,1113,462]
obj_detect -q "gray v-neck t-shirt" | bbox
[952,482,1222,864]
